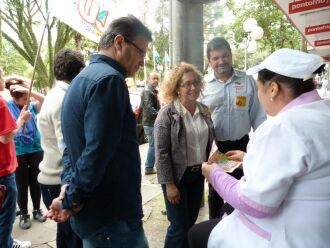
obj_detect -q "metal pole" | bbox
[244,36,248,71]
[23,12,49,132]
[169,0,173,67]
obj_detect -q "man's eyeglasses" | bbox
[123,36,147,57]
[179,80,201,89]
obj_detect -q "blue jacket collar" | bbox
[90,54,126,77]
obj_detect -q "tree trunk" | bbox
[75,33,82,51]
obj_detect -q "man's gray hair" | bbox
[98,15,152,50]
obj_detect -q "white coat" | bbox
[208,95,330,248]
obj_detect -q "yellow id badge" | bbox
[236,96,247,107]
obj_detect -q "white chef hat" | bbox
[247,48,325,81]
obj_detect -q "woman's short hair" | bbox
[258,65,325,98]
[161,62,204,103]
[54,48,85,82]
[98,15,152,50]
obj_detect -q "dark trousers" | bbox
[40,184,83,248]
[16,151,43,214]
[162,166,204,248]
[188,218,221,248]
[208,135,249,219]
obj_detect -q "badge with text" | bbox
[236,96,247,107]
[234,81,245,94]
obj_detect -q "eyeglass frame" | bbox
[122,36,147,57]
[179,80,202,89]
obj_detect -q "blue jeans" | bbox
[83,219,148,248]
[162,168,204,248]
[0,173,17,248]
[143,126,155,170]
[40,184,83,248]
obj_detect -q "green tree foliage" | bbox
[227,0,301,68]
[204,1,227,41]
[0,0,76,89]
[0,39,31,75]
[203,0,301,70]
[229,0,301,51]
[135,0,169,83]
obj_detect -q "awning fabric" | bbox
[273,0,330,60]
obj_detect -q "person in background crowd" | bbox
[154,63,214,248]
[5,76,45,230]
[0,67,32,248]
[189,48,330,248]
[45,15,152,248]
[200,37,266,219]
[322,76,328,97]
[141,71,160,175]
[38,48,85,247]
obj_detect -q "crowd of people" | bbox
[1,15,330,248]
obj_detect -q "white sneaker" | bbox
[12,239,31,248]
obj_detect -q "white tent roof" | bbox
[273,0,330,61]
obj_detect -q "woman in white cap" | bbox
[188,48,330,248]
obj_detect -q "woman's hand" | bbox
[202,162,219,182]
[225,150,246,162]
[17,105,31,127]
[9,84,29,94]
[5,75,31,88]
[166,183,180,205]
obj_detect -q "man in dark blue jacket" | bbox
[46,16,152,247]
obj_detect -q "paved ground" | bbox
[12,143,209,248]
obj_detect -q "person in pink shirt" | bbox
[188,49,330,248]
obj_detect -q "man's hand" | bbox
[166,183,180,205]
[202,162,219,182]
[45,197,71,223]
[45,184,83,223]
[59,184,69,200]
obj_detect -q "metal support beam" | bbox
[171,0,204,72]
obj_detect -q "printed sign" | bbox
[305,23,330,35]
[273,0,330,57]
[289,0,330,14]
[315,39,330,46]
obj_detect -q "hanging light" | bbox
[243,18,257,33]
[250,26,264,40]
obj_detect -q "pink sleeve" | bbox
[209,168,275,218]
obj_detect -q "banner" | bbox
[50,0,144,43]
[273,0,330,58]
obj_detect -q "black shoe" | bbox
[33,209,46,223]
[19,214,32,229]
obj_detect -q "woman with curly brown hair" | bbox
[154,63,214,248]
